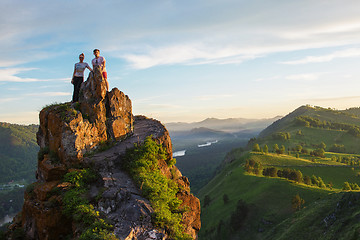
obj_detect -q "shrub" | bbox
[291,194,305,211]
[124,137,191,240]
[230,200,248,231]
[61,169,115,239]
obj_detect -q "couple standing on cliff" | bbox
[71,49,109,102]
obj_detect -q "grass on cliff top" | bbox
[123,136,190,240]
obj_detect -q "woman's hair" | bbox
[79,53,84,57]
[93,49,100,53]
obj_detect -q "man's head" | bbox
[93,49,100,58]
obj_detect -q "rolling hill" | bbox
[198,105,360,239]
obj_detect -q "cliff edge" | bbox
[9,67,200,239]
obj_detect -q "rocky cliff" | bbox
[9,66,200,239]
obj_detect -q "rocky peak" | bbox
[36,66,133,168]
[11,67,200,240]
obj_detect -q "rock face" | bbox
[15,67,200,240]
[36,66,133,168]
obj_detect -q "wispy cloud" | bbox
[25,92,71,97]
[195,94,234,101]
[0,68,45,82]
[0,97,22,104]
[307,96,360,102]
[285,73,324,81]
[281,48,360,65]
[0,68,69,83]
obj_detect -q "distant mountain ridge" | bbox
[166,116,282,133]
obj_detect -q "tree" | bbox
[203,195,211,208]
[230,199,248,231]
[317,177,326,188]
[263,167,277,177]
[343,182,351,191]
[254,162,263,175]
[311,148,325,158]
[311,175,319,186]
[319,142,326,150]
[252,143,260,152]
[280,145,286,154]
[223,194,230,204]
[303,175,311,185]
[292,194,305,211]
[273,144,279,153]
[263,144,269,154]
[350,183,360,190]
[291,170,303,183]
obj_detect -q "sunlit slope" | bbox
[198,152,332,240]
[198,105,360,240]
[253,105,360,154]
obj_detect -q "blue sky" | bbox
[2,0,360,124]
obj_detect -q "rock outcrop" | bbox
[12,66,200,240]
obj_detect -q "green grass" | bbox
[198,145,360,239]
[264,192,360,240]
[198,154,331,240]
[198,106,360,239]
[124,137,191,240]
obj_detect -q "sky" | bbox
[2,0,360,124]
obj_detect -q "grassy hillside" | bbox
[254,105,360,154]
[198,105,360,239]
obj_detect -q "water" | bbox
[0,214,14,226]
[198,140,218,148]
[173,150,186,157]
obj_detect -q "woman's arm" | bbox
[72,66,76,84]
[86,63,93,72]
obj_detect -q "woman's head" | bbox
[79,53,84,62]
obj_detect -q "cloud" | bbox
[281,48,360,65]
[0,97,22,104]
[25,92,71,97]
[307,96,360,102]
[0,68,45,82]
[285,73,324,81]
[195,94,234,101]
[0,68,70,82]
[3,1,360,70]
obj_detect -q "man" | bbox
[92,49,109,91]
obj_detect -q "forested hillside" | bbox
[0,122,38,182]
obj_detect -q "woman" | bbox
[72,53,92,102]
